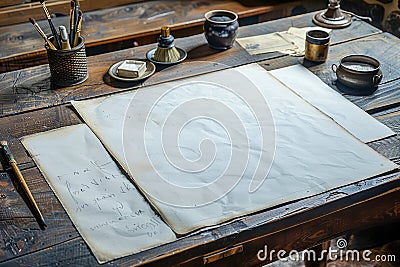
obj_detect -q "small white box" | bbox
[117,60,147,78]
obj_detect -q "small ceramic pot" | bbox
[204,10,239,50]
[332,55,383,91]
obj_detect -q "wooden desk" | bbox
[0,0,318,73]
[1,11,399,266]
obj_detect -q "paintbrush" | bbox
[29,17,57,50]
[70,0,79,47]
[1,141,47,230]
[73,10,83,47]
[69,1,75,46]
[39,0,61,50]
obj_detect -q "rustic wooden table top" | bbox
[0,11,399,267]
[0,0,310,73]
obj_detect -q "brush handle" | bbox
[2,141,47,230]
[40,1,61,49]
[33,22,57,50]
[74,16,82,46]
[69,8,75,46]
[10,160,47,229]
[69,1,74,42]
[74,11,82,47]
[70,5,79,47]
[48,19,61,49]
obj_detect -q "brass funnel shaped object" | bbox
[313,0,352,29]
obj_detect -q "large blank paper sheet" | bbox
[72,64,397,234]
[270,64,395,143]
[21,124,176,263]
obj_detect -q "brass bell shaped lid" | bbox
[313,0,352,29]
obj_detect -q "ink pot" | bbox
[332,55,382,95]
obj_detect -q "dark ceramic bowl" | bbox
[204,10,239,50]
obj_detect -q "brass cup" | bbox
[304,30,330,63]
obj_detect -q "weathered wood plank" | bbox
[0,0,305,73]
[258,33,400,114]
[1,95,398,171]
[0,105,81,167]
[345,79,400,114]
[377,110,400,132]
[369,111,400,161]
[0,0,21,9]
[0,32,254,118]
[0,6,380,73]
[0,54,399,175]
[0,11,399,266]
[0,13,386,118]
[0,101,398,264]
[237,12,382,62]
[237,11,381,42]
[1,170,398,266]
[0,0,147,27]
[0,168,79,261]
[0,97,398,175]
[315,32,400,84]
[260,32,400,83]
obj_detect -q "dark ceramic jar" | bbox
[204,10,239,50]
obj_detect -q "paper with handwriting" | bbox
[21,124,176,263]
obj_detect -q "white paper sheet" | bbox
[270,65,395,143]
[72,64,397,234]
[21,124,176,263]
[68,93,133,171]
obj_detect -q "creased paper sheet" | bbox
[236,32,297,55]
[270,65,395,143]
[21,124,176,263]
[72,63,397,235]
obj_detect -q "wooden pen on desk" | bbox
[1,141,47,230]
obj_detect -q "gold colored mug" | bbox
[304,30,330,62]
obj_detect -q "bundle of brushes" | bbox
[29,0,83,51]
[153,26,181,63]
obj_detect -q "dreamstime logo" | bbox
[257,238,396,263]
[122,63,275,207]
[336,238,347,249]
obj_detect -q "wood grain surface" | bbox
[1,165,398,266]
[0,13,384,118]
[0,11,399,267]
[0,0,309,73]
[0,0,21,9]
[0,0,146,26]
